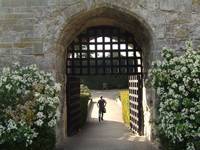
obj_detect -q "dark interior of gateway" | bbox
[66,26,144,136]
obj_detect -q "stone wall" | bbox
[0,0,200,145]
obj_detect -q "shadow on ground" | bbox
[57,120,155,150]
[57,92,157,150]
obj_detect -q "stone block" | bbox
[175,28,190,38]
[192,0,200,5]
[169,17,191,25]
[0,43,12,48]
[33,42,44,54]
[191,25,200,40]
[17,55,36,66]
[1,0,26,7]
[178,0,192,12]
[0,31,23,43]
[0,56,13,68]
[11,48,30,55]
[5,13,33,19]
[192,40,200,49]
[155,25,166,39]
[191,13,200,24]
[146,0,159,10]
[192,0,200,12]
[0,19,17,25]
[13,25,33,32]
[21,38,42,43]
[13,42,32,48]
[26,0,48,7]
[11,42,43,55]
[160,0,192,12]
[147,12,166,26]
[0,48,11,55]
[160,0,177,11]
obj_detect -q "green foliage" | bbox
[30,126,56,150]
[149,41,200,150]
[81,75,128,89]
[0,64,60,150]
[119,90,130,126]
[80,84,91,96]
[80,84,91,127]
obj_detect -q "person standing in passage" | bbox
[97,96,107,122]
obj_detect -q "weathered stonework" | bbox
[0,0,200,146]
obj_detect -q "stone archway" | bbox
[54,5,154,145]
[65,25,144,136]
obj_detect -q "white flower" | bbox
[190,115,195,120]
[35,119,43,127]
[25,90,30,95]
[36,112,45,119]
[157,61,161,67]
[190,108,196,113]
[172,83,177,88]
[19,121,26,126]
[36,96,46,103]
[7,119,17,131]
[157,88,161,95]
[39,105,44,111]
[179,86,185,92]
[181,66,187,72]
[34,92,40,97]
[186,142,195,150]
[168,88,174,95]
[17,89,22,94]
[5,84,12,90]
[32,131,38,138]
[166,53,171,58]
[12,75,22,81]
[54,83,61,92]
[48,119,56,127]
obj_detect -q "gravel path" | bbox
[58,90,157,150]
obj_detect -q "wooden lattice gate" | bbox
[129,75,144,135]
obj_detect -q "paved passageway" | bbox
[58,90,157,150]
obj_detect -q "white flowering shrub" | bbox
[149,42,200,150]
[0,64,61,150]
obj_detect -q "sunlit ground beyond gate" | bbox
[57,90,157,150]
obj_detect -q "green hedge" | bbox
[80,94,90,127]
[119,90,130,127]
[81,75,128,89]
[80,84,91,127]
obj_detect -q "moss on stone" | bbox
[0,43,12,48]
[170,19,190,25]
[14,42,32,48]
[175,29,189,38]
[192,0,200,5]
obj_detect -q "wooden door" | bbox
[67,76,81,136]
